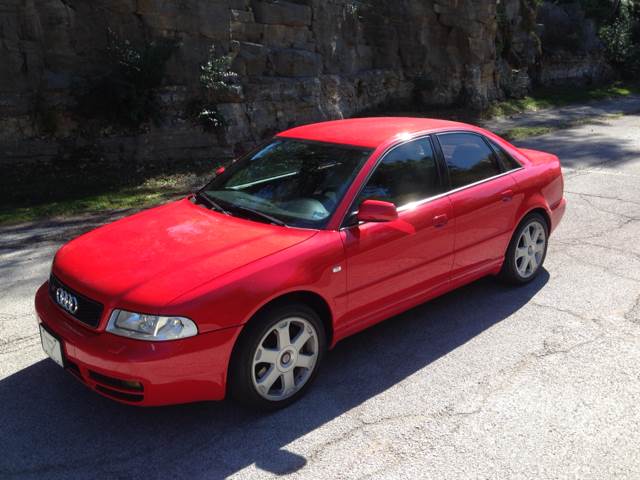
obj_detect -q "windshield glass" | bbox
[201,139,372,228]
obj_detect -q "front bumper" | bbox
[35,282,242,406]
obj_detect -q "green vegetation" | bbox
[599,2,640,76]
[77,30,178,128]
[501,126,555,141]
[486,81,639,118]
[193,45,237,130]
[0,175,200,226]
[501,113,626,141]
[200,45,238,91]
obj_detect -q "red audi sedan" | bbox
[35,117,566,409]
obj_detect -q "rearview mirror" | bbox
[357,199,398,223]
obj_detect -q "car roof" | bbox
[276,117,474,149]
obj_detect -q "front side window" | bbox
[437,133,502,189]
[355,137,441,208]
[201,139,371,228]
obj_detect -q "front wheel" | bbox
[500,213,549,284]
[228,303,326,410]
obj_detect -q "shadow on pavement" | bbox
[0,271,548,479]
[515,120,639,170]
[0,210,133,252]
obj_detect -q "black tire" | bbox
[228,302,326,411]
[499,212,549,285]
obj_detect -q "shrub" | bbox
[599,1,640,76]
[195,46,238,131]
[200,46,238,92]
[600,6,634,64]
[78,29,177,128]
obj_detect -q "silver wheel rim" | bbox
[251,317,319,401]
[515,220,546,278]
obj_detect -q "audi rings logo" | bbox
[56,288,78,314]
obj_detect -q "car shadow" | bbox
[0,271,549,479]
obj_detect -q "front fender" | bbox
[167,231,346,334]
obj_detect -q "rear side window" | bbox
[489,139,522,170]
[437,133,502,189]
[356,137,441,207]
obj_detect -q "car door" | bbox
[339,136,455,332]
[435,132,522,281]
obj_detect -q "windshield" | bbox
[201,139,372,228]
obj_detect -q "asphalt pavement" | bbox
[1,111,639,479]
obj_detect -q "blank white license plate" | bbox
[39,325,64,368]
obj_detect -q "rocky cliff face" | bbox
[0,0,600,201]
[536,2,612,86]
[0,0,507,200]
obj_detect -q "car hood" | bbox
[53,198,317,309]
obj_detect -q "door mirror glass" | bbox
[357,199,398,223]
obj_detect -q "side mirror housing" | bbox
[357,199,398,223]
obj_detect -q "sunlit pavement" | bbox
[1,113,639,479]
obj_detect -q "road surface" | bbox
[1,112,639,479]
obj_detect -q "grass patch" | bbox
[486,81,640,118]
[0,175,203,226]
[501,126,555,141]
[500,112,627,141]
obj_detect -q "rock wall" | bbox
[0,0,599,202]
[537,52,612,86]
[535,1,612,86]
[496,0,540,97]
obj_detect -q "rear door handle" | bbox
[501,189,514,202]
[433,214,448,228]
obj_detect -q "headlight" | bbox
[106,309,198,341]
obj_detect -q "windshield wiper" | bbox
[194,191,230,215]
[228,204,288,227]
[195,192,286,226]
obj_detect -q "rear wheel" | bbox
[228,303,326,410]
[500,213,548,284]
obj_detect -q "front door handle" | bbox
[433,214,448,228]
[501,189,514,202]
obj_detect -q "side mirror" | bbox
[357,199,398,223]
[214,166,226,176]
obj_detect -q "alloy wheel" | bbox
[251,317,319,401]
[515,220,546,278]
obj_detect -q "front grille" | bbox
[49,274,104,328]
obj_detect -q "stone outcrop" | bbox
[535,1,612,86]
